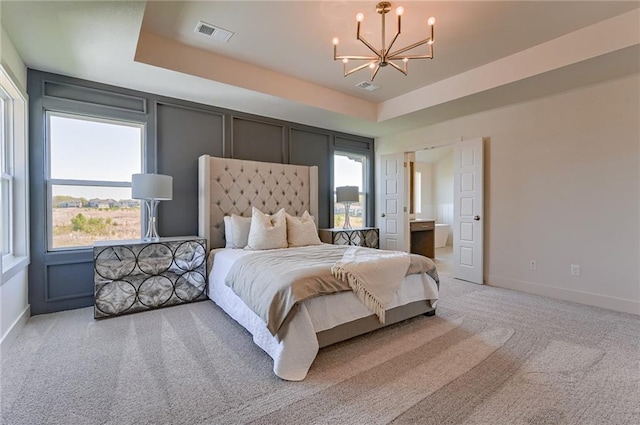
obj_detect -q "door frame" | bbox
[377,137,484,277]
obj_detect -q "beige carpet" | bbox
[1,255,639,424]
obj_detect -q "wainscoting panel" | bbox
[231,117,285,163]
[45,261,94,302]
[156,102,224,237]
[289,128,331,229]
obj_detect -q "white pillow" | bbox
[245,208,288,250]
[223,216,234,248]
[223,215,252,248]
[286,211,322,247]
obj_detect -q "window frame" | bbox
[0,65,29,284]
[1,88,14,258]
[45,111,145,251]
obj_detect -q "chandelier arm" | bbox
[387,60,408,76]
[357,35,383,59]
[335,55,379,61]
[385,13,402,61]
[389,54,433,60]
[356,17,383,58]
[370,64,381,81]
[345,61,377,77]
[388,38,432,58]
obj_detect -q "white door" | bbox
[453,138,484,284]
[378,153,406,251]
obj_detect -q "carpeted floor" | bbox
[1,250,639,425]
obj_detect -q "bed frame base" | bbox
[316,300,435,348]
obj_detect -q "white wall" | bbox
[0,25,30,356]
[432,151,454,244]
[377,75,640,315]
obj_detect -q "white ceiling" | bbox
[2,1,639,138]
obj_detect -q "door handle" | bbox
[474,215,481,221]
[381,213,386,217]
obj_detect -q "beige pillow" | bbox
[245,207,288,250]
[286,211,322,247]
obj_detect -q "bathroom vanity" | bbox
[410,219,435,259]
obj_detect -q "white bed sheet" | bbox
[208,247,439,381]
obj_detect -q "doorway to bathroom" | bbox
[379,138,484,283]
[410,145,454,276]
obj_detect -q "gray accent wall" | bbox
[27,69,374,315]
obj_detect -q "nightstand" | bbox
[318,227,379,249]
[93,236,207,318]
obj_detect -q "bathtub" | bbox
[435,223,450,248]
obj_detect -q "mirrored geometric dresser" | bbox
[318,227,379,249]
[93,236,207,318]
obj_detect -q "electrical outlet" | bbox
[529,260,537,270]
[571,264,581,277]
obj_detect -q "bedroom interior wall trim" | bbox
[27,69,374,315]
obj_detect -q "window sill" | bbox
[1,255,30,285]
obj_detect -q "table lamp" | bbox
[132,173,173,241]
[336,186,359,229]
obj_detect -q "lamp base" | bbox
[142,199,161,241]
[342,202,353,229]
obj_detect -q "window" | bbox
[47,113,144,250]
[0,65,29,281]
[334,152,366,228]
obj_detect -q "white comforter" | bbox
[208,247,439,381]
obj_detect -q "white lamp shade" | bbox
[336,186,359,203]
[132,174,173,200]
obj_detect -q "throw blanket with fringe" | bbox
[332,247,411,324]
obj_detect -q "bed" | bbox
[198,155,439,380]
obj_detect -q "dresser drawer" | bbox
[410,221,434,231]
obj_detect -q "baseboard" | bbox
[0,304,30,359]
[487,275,639,315]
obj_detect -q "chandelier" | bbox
[332,2,435,80]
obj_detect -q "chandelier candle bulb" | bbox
[332,1,436,80]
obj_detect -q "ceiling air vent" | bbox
[194,21,234,43]
[355,81,380,91]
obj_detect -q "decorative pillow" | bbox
[286,211,322,247]
[245,207,288,250]
[223,215,252,248]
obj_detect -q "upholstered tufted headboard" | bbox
[198,155,319,249]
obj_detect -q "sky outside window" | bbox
[334,154,363,190]
[49,114,142,198]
